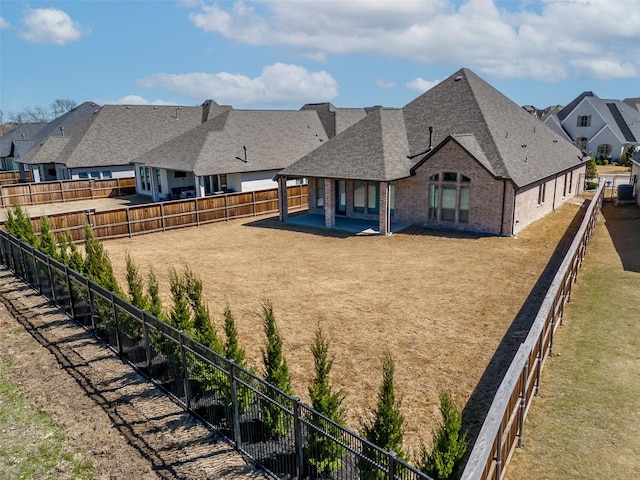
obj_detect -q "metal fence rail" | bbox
[0,228,433,480]
[461,183,605,480]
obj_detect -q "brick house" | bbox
[276,68,586,236]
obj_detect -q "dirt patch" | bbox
[101,198,588,456]
[0,268,266,480]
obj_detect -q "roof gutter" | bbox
[407,126,434,160]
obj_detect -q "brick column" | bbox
[324,179,335,228]
[378,181,390,235]
[278,177,289,222]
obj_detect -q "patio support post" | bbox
[197,175,205,198]
[278,176,289,222]
[379,181,391,235]
[324,178,335,228]
[150,168,160,202]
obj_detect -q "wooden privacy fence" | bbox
[0,177,136,207]
[0,171,31,185]
[0,228,433,480]
[461,183,605,480]
[14,185,308,243]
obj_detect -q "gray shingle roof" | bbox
[280,108,412,181]
[21,102,229,168]
[281,68,583,188]
[133,109,330,176]
[0,123,47,157]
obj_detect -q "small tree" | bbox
[307,325,346,476]
[585,156,597,180]
[261,300,293,438]
[146,268,164,320]
[358,351,404,480]
[222,302,254,411]
[38,215,59,260]
[5,204,38,246]
[418,392,468,480]
[83,224,120,293]
[224,302,246,365]
[622,145,637,167]
[125,252,149,311]
[184,267,221,352]
[168,267,193,333]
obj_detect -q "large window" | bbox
[577,115,591,127]
[353,180,379,214]
[428,172,470,223]
[596,144,612,160]
[538,183,546,205]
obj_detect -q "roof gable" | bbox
[60,104,228,168]
[403,68,583,187]
[134,109,330,176]
[280,108,412,181]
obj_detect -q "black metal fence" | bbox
[0,229,433,480]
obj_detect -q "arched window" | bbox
[428,172,471,223]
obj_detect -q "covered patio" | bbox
[283,212,410,235]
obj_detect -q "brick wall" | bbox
[395,141,514,235]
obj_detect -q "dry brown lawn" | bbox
[103,200,586,457]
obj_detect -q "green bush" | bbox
[418,392,468,480]
[307,325,346,476]
[261,300,293,438]
[358,351,404,480]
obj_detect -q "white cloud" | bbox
[94,95,177,106]
[19,7,88,45]
[186,0,640,82]
[406,78,441,92]
[376,79,396,89]
[138,63,338,107]
[0,17,9,29]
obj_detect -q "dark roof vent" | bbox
[454,75,463,81]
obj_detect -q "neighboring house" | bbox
[2,102,101,178]
[631,151,640,206]
[543,91,640,162]
[132,104,366,200]
[17,101,228,182]
[277,68,586,236]
[0,122,47,171]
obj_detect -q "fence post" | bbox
[495,426,503,479]
[28,183,33,205]
[195,198,200,226]
[142,312,152,374]
[87,277,97,331]
[387,451,398,480]
[229,360,242,447]
[517,359,529,448]
[31,246,43,294]
[47,256,58,305]
[65,265,75,321]
[535,335,543,395]
[252,191,256,216]
[0,185,4,208]
[111,292,123,355]
[179,331,192,411]
[293,397,304,479]
[549,311,556,357]
[160,203,165,232]
[126,208,132,238]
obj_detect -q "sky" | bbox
[1,0,639,117]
